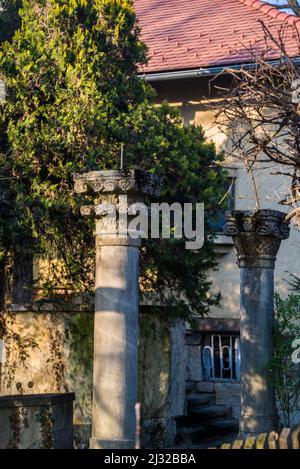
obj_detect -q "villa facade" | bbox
[135,0,300,431]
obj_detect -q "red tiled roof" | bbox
[135,0,300,73]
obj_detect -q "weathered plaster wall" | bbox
[138,315,186,447]
[0,310,93,448]
[0,310,185,448]
[0,393,74,449]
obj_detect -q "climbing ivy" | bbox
[36,406,54,449]
[0,312,38,389]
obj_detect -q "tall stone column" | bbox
[224,210,290,436]
[74,170,161,449]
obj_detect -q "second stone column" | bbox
[224,209,290,436]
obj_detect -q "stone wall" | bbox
[0,308,93,448]
[214,382,241,419]
[0,308,186,448]
[138,315,186,447]
[0,393,74,449]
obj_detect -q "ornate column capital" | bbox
[73,169,162,197]
[73,170,162,246]
[224,210,290,268]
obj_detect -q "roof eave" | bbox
[140,58,300,82]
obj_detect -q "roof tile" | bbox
[135,0,300,73]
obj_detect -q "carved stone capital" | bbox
[74,170,161,246]
[73,169,162,197]
[224,210,290,268]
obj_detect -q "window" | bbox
[202,333,240,381]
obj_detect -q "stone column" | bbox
[74,170,161,449]
[224,210,290,436]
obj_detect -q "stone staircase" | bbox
[175,382,239,446]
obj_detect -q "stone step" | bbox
[185,431,239,449]
[186,393,215,409]
[176,419,238,444]
[176,425,206,444]
[207,418,239,435]
[176,405,231,427]
[195,382,215,393]
[188,404,231,421]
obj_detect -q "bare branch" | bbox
[213,20,300,226]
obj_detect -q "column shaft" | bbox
[224,209,290,437]
[239,267,276,435]
[90,242,139,449]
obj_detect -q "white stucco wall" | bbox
[154,77,300,319]
[207,163,300,319]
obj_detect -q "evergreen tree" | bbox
[0,0,226,319]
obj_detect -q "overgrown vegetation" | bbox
[268,293,300,427]
[0,0,226,320]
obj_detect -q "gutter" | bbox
[140,58,300,82]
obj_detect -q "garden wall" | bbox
[0,393,74,449]
[0,306,186,448]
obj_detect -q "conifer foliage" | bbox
[0,1,225,318]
